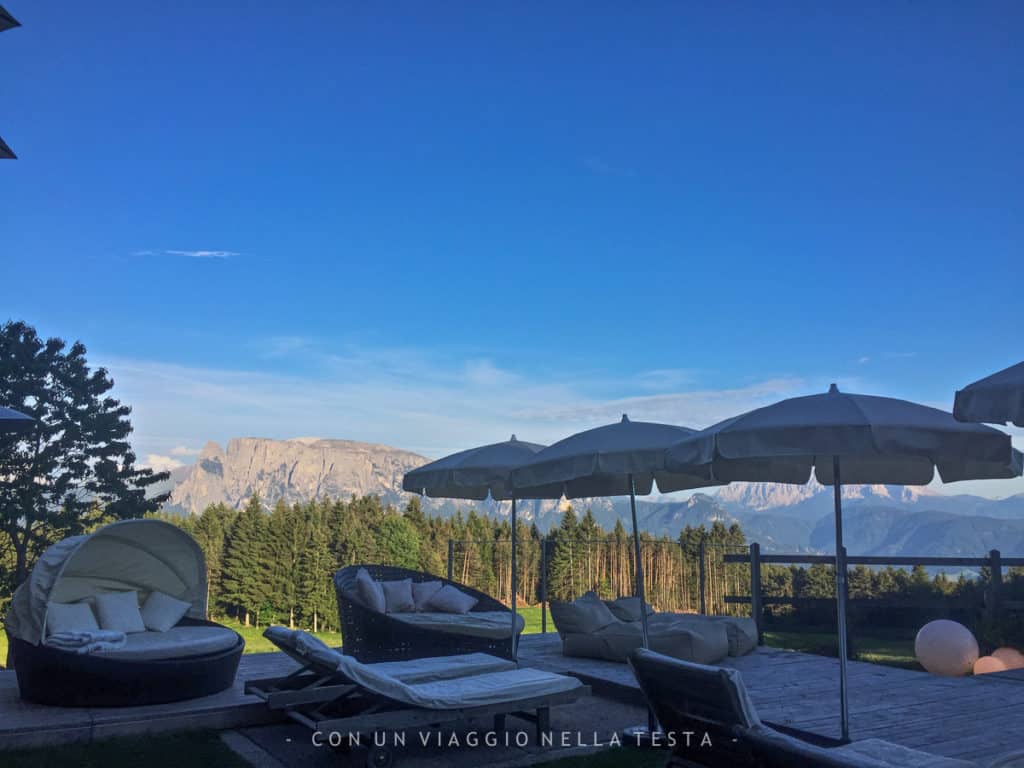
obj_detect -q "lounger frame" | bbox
[245,661,588,743]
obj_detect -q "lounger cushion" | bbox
[390,611,525,639]
[46,601,100,636]
[424,584,478,614]
[381,578,415,613]
[94,591,147,634]
[141,590,192,632]
[95,625,239,661]
[746,726,978,768]
[267,627,517,683]
[549,594,619,635]
[334,652,584,709]
[411,580,443,611]
[355,568,386,613]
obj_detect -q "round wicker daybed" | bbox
[335,564,521,663]
[3,519,244,707]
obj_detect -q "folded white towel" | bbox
[46,630,127,654]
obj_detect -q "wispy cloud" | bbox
[169,445,202,457]
[105,346,805,462]
[164,249,239,259]
[857,356,871,365]
[134,249,239,259]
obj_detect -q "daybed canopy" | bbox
[5,519,208,646]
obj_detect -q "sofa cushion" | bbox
[355,568,386,613]
[382,579,416,613]
[141,591,192,632]
[412,580,443,611]
[425,584,478,614]
[603,596,654,623]
[550,594,619,636]
[562,617,729,664]
[94,591,146,634]
[46,601,100,636]
[95,625,240,661]
[664,614,759,656]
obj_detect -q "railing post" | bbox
[540,536,548,634]
[989,549,1003,625]
[447,539,454,582]
[699,539,707,615]
[750,542,763,644]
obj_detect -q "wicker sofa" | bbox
[334,565,521,662]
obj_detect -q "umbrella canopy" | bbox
[666,384,1022,485]
[510,414,715,496]
[0,135,14,160]
[0,405,33,432]
[403,435,562,500]
[664,383,1022,742]
[0,5,19,33]
[403,435,563,660]
[511,414,718,740]
[954,360,1024,428]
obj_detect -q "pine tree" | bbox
[221,495,266,625]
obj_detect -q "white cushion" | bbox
[412,580,443,611]
[94,591,147,634]
[381,579,415,613]
[141,590,192,632]
[355,568,386,613]
[424,584,478,614]
[46,601,99,636]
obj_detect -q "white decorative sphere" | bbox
[974,656,1009,675]
[915,620,979,677]
[992,647,1024,670]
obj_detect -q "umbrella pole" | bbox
[626,473,658,740]
[832,456,851,742]
[628,474,650,651]
[511,497,518,661]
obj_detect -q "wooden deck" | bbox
[0,634,1022,762]
[518,634,1024,763]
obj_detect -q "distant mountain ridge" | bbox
[164,436,1024,556]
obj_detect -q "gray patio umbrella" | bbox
[955,360,1024,427]
[664,384,1023,742]
[0,6,20,33]
[402,436,563,659]
[510,415,718,740]
[0,405,33,432]
[0,136,14,160]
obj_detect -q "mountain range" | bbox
[163,437,1024,557]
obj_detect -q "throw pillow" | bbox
[355,567,386,613]
[381,578,415,613]
[412,580,444,611]
[424,584,478,614]
[46,601,100,636]
[140,590,192,632]
[94,591,147,634]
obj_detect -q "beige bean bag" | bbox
[550,593,729,664]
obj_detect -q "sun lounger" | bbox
[628,648,985,768]
[246,627,590,764]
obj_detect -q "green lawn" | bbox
[764,629,920,669]
[0,731,248,768]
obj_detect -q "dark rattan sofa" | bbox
[334,564,520,662]
[7,617,244,707]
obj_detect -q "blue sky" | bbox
[3,2,1022,496]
